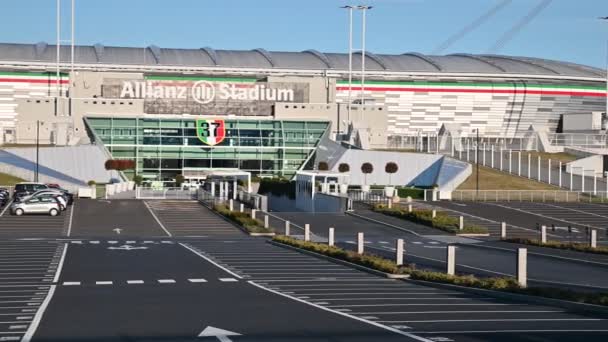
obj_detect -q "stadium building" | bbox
[0,42,605,183]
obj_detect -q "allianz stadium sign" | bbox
[119,81,295,104]
[102,78,309,116]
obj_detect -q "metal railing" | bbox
[451,190,608,202]
[348,189,389,206]
[547,133,608,148]
[135,187,197,200]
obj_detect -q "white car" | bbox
[10,197,61,216]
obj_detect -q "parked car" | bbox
[19,189,69,206]
[47,186,74,205]
[10,197,61,216]
[29,193,67,211]
[13,183,49,201]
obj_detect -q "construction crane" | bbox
[487,0,553,54]
[432,0,512,55]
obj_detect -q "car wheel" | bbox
[49,208,59,217]
[14,208,24,216]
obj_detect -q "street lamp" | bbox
[357,5,372,108]
[341,5,355,134]
[35,120,44,182]
[600,17,608,118]
[475,129,480,194]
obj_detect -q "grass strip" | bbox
[213,204,274,234]
[372,204,488,234]
[504,238,608,255]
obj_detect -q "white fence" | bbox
[135,187,197,200]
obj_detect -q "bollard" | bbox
[432,210,436,218]
[304,224,310,242]
[239,203,244,213]
[541,225,547,244]
[388,200,392,209]
[501,222,506,239]
[357,232,364,255]
[285,221,290,236]
[517,248,527,288]
[551,224,555,232]
[408,204,412,213]
[446,245,456,275]
[459,216,464,230]
[229,199,234,211]
[264,215,269,229]
[329,227,335,247]
[396,239,404,266]
[590,229,597,249]
[251,209,256,219]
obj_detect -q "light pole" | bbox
[341,5,355,134]
[476,129,480,194]
[600,17,608,118]
[35,120,43,182]
[358,5,372,107]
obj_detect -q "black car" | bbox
[47,186,74,205]
[13,183,49,202]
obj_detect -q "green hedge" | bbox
[214,204,273,234]
[504,238,608,255]
[257,178,295,199]
[396,187,425,199]
[373,205,488,234]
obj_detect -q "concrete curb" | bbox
[456,233,490,237]
[405,278,608,317]
[267,240,409,280]
[457,241,608,268]
[249,232,276,237]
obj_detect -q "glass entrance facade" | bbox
[85,117,329,181]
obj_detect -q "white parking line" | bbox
[377,318,604,323]
[20,284,57,342]
[62,282,80,286]
[179,243,243,279]
[127,280,144,284]
[219,278,238,282]
[66,203,75,237]
[249,281,434,342]
[95,281,112,285]
[157,279,176,284]
[188,279,207,283]
[143,201,173,237]
[355,310,563,314]
[52,244,68,283]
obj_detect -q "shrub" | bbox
[361,162,373,185]
[87,180,96,186]
[504,238,608,255]
[385,162,398,185]
[396,187,424,199]
[318,161,329,171]
[372,205,488,234]
[175,174,185,186]
[214,204,273,234]
[132,175,143,186]
[338,163,350,173]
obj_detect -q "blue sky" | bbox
[1,0,607,68]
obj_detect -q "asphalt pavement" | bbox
[0,198,607,341]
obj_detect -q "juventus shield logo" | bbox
[196,119,226,146]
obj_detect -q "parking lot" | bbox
[0,202,72,237]
[0,241,65,341]
[145,200,244,237]
[187,238,608,341]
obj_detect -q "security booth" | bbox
[183,168,251,200]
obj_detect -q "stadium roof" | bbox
[0,42,604,79]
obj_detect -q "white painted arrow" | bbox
[198,326,241,341]
[113,228,122,235]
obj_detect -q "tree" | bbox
[132,175,143,186]
[318,161,329,171]
[105,159,136,171]
[361,162,373,185]
[385,162,399,185]
[175,174,185,187]
[338,163,350,173]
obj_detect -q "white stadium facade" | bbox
[0,42,606,182]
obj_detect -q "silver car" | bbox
[10,197,61,216]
